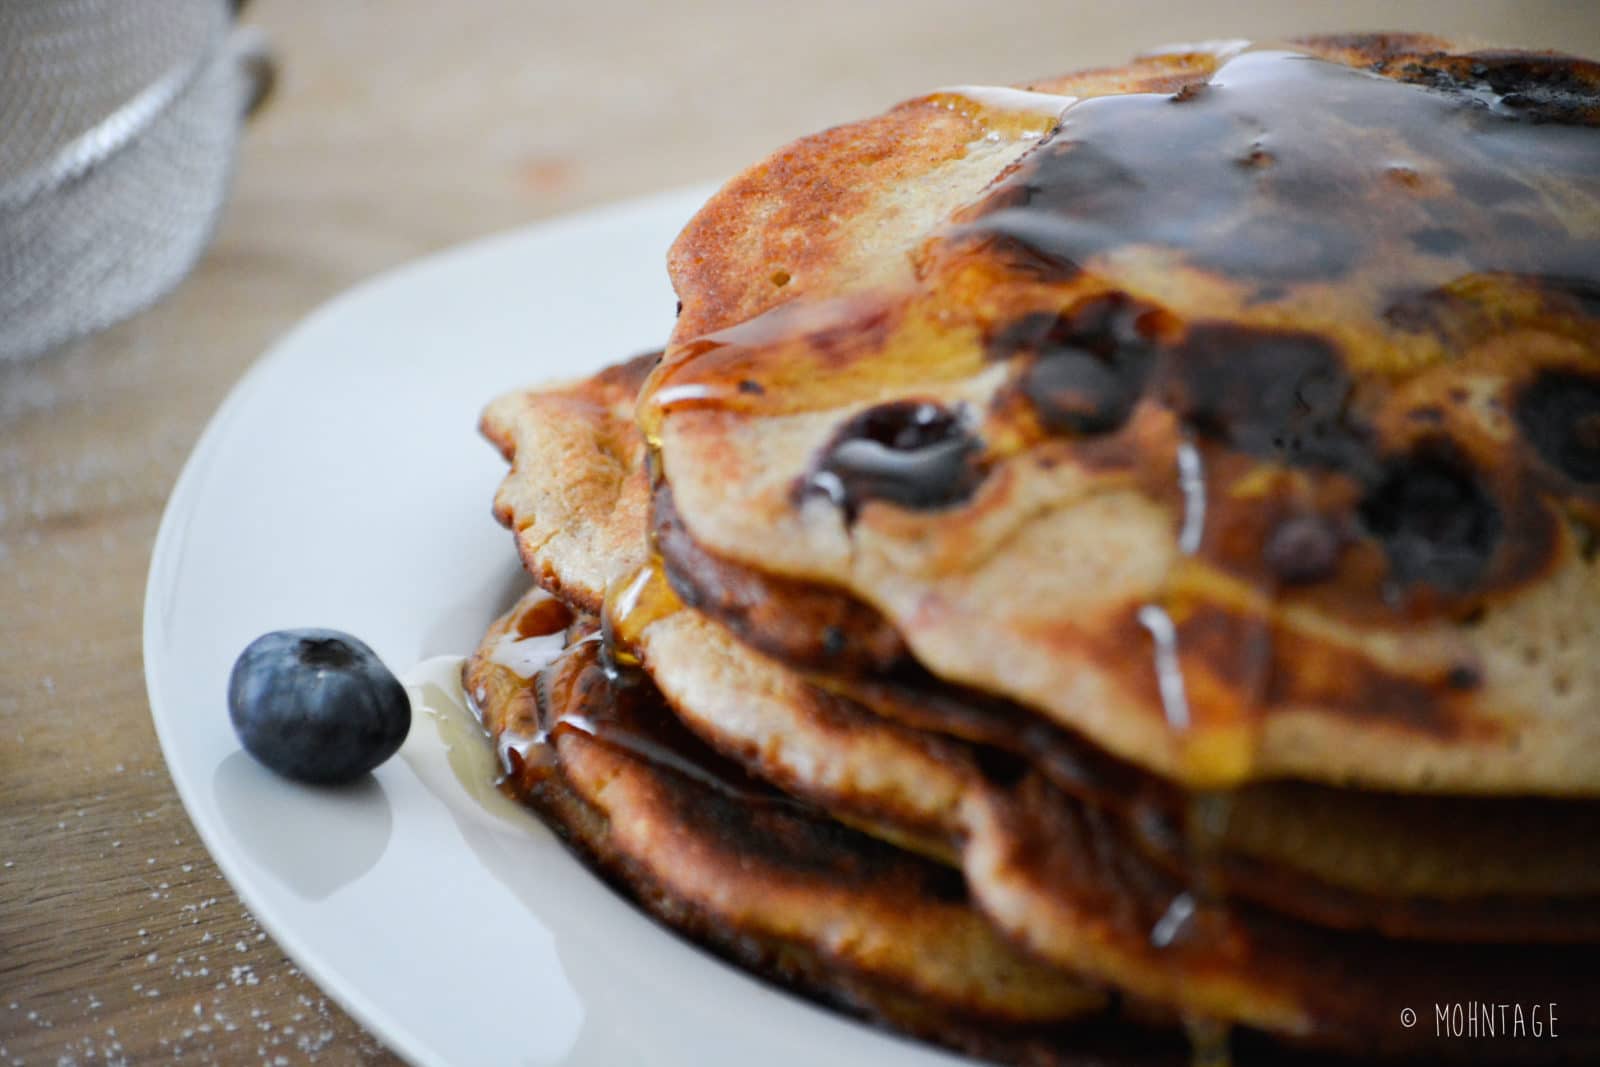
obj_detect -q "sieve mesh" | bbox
[0,0,269,362]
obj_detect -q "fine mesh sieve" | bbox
[0,0,272,363]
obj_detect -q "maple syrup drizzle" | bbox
[1142,432,1241,1066]
[1175,437,1207,556]
[1136,603,1191,734]
[919,85,1077,140]
[491,561,785,806]
[599,554,684,675]
[629,48,1599,1066]
[958,48,1600,307]
[491,630,599,779]
[479,587,796,809]
[801,401,986,522]
[488,630,567,679]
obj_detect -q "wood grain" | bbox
[3,2,1597,1063]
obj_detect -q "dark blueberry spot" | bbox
[1023,348,1140,435]
[802,401,985,522]
[1411,227,1468,255]
[737,378,765,395]
[821,626,846,658]
[228,629,410,785]
[1166,325,1372,474]
[1358,445,1501,591]
[989,293,1163,437]
[1515,370,1600,483]
[1263,515,1343,585]
[1445,664,1482,690]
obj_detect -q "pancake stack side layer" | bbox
[473,34,1600,1065]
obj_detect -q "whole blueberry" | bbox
[228,629,410,784]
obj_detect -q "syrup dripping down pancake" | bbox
[472,488,1600,1058]
[463,602,1139,1065]
[476,31,1600,1065]
[482,352,1600,935]
[643,34,1600,794]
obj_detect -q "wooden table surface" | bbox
[3,2,1597,1063]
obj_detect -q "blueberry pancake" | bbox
[480,353,1600,1059]
[477,32,1600,1065]
[644,34,1600,794]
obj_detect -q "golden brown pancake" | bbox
[643,35,1600,794]
[482,349,1600,936]
[475,452,1600,1057]
[463,598,1144,1064]
[961,772,1600,1061]
[476,33,1600,1065]
[472,588,1600,1063]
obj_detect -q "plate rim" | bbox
[141,184,722,1067]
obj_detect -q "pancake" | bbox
[463,597,1156,1066]
[476,32,1600,1065]
[962,772,1600,1061]
[483,349,1600,934]
[484,354,1600,1047]
[478,380,1600,1056]
[641,35,1600,794]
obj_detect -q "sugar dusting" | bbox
[0,832,396,1065]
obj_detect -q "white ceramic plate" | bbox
[144,188,969,1067]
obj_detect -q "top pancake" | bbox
[644,34,1600,793]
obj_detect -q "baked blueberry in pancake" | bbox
[476,33,1600,1065]
[480,350,1600,1059]
[645,34,1600,794]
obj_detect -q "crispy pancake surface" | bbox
[484,349,1600,925]
[476,33,1600,1064]
[464,601,1142,1064]
[644,35,1600,793]
[481,355,1600,1056]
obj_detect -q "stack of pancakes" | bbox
[468,34,1600,1065]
